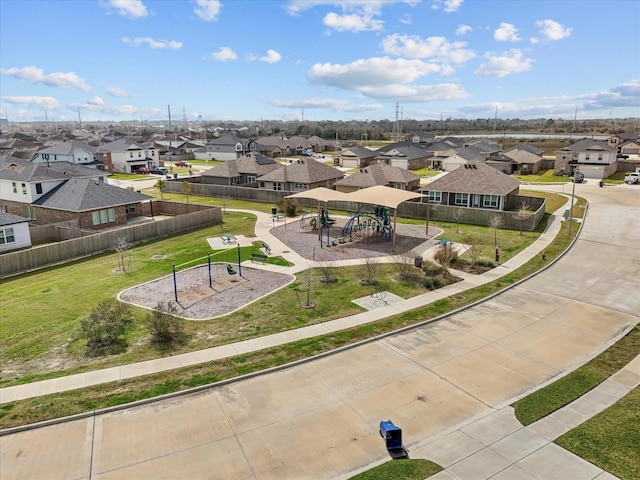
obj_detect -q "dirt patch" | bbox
[119,263,295,320]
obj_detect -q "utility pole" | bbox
[168,104,172,129]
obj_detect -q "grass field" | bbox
[348,459,442,480]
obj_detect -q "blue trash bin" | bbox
[379,420,402,450]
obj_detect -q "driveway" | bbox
[1,184,638,480]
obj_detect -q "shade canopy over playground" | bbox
[286,186,427,250]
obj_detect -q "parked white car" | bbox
[624,172,640,184]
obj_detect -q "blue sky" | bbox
[1,0,638,124]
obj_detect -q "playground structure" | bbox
[300,208,337,230]
[342,204,393,242]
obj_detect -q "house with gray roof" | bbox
[256,158,344,191]
[334,164,420,193]
[333,146,379,168]
[97,138,158,173]
[0,156,150,230]
[372,144,431,170]
[202,152,280,186]
[420,161,520,211]
[0,211,31,252]
[32,140,102,169]
[554,138,618,179]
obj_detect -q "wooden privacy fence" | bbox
[166,181,546,231]
[1,202,221,278]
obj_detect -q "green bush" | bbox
[422,276,444,290]
[146,302,185,343]
[81,299,132,348]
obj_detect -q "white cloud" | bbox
[323,11,383,32]
[2,95,60,110]
[582,80,640,110]
[194,0,222,21]
[121,37,183,49]
[494,22,520,42]
[87,96,105,106]
[474,49,533,77]
[536,19,572,41]
[259,49,282,64]
[102,0,148,18]
[381,34,475,64]
[270,97,384,113]
[431,0,464,13]
[107,86,133,97]
[456,24,472,35]
[309,57,444,90]
[360,83,470,102]
[210,47,238,61]
[286,1,420,15]
[0,66,91,91]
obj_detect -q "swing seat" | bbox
[226,264,236,275]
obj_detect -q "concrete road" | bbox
[1,183,638,480]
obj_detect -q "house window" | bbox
[259,181,265,188]
[247,176,256,183]
[231,176,241,185]
[598,154,603,161]
[429,191,442,203]
[395,183,403,189]
[36,183,43,194]
[0,227,15,244]
[273,182,282,191]
[12,182,17,194]
[561,153,567,160]
[150,150,155,156]
[91,208,116,225]
[138,152,141,157]
[585,154,590,161]
[130,152,133,158]
[125,204,136,214]
[26,207,36,220]
[21,183,27,195]
[483,195,499,208]
[454,193,469,205]
[294,182,307,189]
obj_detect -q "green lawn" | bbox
[556,387,640,480]
[410,167,442,178]
[349,459,442,480]
[514,169,571,183]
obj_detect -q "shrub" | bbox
[422,276,444,291]
[81,299,132,348]
[475,258,496,268]
[146,302,185,343]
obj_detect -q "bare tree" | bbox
[514,201,531,236]
[182,180,192,204]
[316,259,338,283]
[489,214,504,247]
[462,235,481,265]
[155,178,166,199]
[434,242,457,277]
[359,257,380,285]
[113,236,132,272]
[453,208,465,234]
[393,250,418,279]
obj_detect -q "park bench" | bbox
[251,253,268,263]
[262,242,271,254]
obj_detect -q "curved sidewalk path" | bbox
[1,201,563,404]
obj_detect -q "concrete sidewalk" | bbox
[0,204,563,404]
[415,354,640,480]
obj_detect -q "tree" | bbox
[462,235,481,265]
[453,208,465,234]
[316,259,337,283]
[81,299,132,348]
[434,242,457,277]
[489,214,504,247]
[393,250,418,280]
[113,236,132,272]
[146,302,184,343]
[359,257,380,285]
[155,178,166,199]
[183,180,192,204]
[514,201,531,236]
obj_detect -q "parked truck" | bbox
[624,167,640,184]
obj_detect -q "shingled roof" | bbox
[32,178,151,211]
[257,158,343,183]
[202,152,279,178]
[334,163,419,188]
[421,161,520,196]
[0,157,99,182]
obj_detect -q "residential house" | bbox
[333,146,378,168]
[201,134,257,161]
[441,146,486,172]
[405,131,435,144]
[372,144,431,170]
[0,211,32,252]
[487,144,544,174]
[31,140,103,169]
[97,138,158,173]
[0,157,150,229]
[202,152,280,186]
[334,164,420,193]
[420,161,520,211]
[256,158,344,191]
[554,138,618,179]
[607,133,639,155]
[423,138,466,169]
